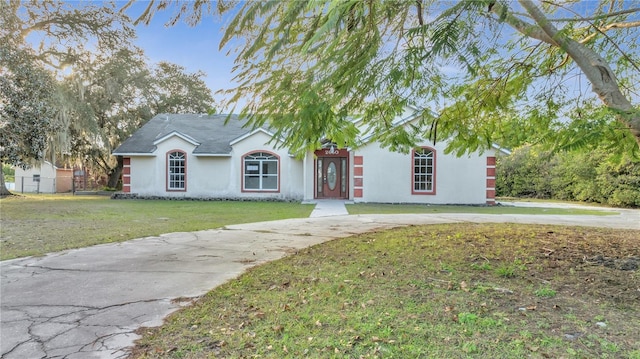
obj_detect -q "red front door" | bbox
[316,153,348,199]
[322,157,342,197]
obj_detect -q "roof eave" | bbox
[111,152,156,157]
[192,153,232,157]
[153,131,201,147]
[229,128,279,146]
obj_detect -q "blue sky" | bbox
[117,1,637,114]
[125,2,238,110]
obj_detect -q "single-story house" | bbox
[14,161,73,194]
[112,112,498,204]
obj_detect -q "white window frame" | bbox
[412,147,435,194]
[243,152,279,192]
[167,151,186,191]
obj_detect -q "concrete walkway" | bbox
[1,208,638,358]
[308,199,350,217]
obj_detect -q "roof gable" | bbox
[357,111,421,144]
[229,128,277,146]
[153,131,200,147]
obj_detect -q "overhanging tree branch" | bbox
[518,0,640,146]
[489,2,557,45]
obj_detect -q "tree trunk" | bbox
[107,156,123,189]
[517,0,640,150]
[0,161,13,196]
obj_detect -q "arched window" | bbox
[167,151,186,191]
[243,152,279,191]
[412,147,435,194]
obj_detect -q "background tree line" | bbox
[496,145,640,208]
[1,1,215,195]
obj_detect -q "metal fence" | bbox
[14,173,83,193]
[15,175,56,193]
[15,176,58,193]
[14,173,106,193]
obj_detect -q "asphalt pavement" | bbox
[1,202,638,358]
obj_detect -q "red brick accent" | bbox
[352,154,364,199]
[122,176,130,184]
[123,186,130,193]
[486,155,497,205]
[123,167,130,175]
[123,157,130,165]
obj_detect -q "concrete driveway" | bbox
[1,209,638,358]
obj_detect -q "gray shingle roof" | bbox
[113,114,270,155]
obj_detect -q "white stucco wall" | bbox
[302,151,316,201]
[128,131,304,200]
[129,156,156,194]
[230,131,304,200]
[353,140,491,204]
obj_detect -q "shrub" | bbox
[496,145,553,199]
[497,145,640,208]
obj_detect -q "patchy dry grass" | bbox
[0,194,313,260]
[130,224,640,358]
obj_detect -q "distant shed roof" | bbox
[113,114,271,155]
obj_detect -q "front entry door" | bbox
[322,157,341,198]
[316,154,348,199]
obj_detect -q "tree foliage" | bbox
[133,0,640,156]
[0,0,134,194]
[61,49,215,188]
[496,145,640,207]
[4,0,135,70]
[1,1,215,192]
[0,46,56,195]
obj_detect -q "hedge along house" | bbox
[112,113,498,204]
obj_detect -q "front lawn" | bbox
[0,194,314,260]
[131,223,640,358]
[1,194,620,260]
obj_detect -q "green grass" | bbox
[131,223,640,358]
[346,203,617,215]
[534,286,557,298]
[0,194,313,260]
[3,194,637,357]
[1,194,620,260]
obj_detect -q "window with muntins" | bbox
[167,151,186,190]
[244,152,278,191]
[413,148,435,194]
